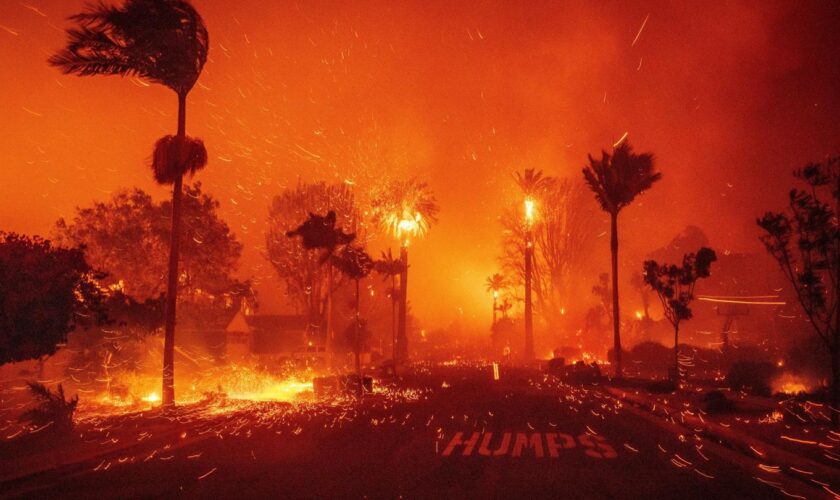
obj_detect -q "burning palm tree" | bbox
[49,0,209,409]
[582,141,661,378]
[370,178,439,362]
[514,169,553,360]
[485,273,508,325]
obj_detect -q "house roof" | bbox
[226,311,310,333]
[245,314,310,332]
[252,329,306,354]
[226,311,311,354]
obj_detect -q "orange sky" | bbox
[1,0,839,329]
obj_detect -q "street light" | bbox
[524,196,536,361]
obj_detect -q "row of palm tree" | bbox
[51,0,655,407]
[370,179,440,363]
[49,0,443,406]
[285,206,434,392]
[497,141,661,377]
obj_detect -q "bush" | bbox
[726,361,776,396]
[628,341,671,371]
[646,379,677,394]
[703,390,734,413]
[19,382,78,432]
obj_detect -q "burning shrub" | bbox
[20,382,78,432]
[726,361,776,396]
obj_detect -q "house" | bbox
[225,311,310,362]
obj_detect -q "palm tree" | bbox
[485,273,508,324]
[513,169,553,360]
[49,0,209,409]
[582,141,661,378]
[497,298,512,319]
[287,211,356,366]
[374,249,405,370]
[333,244,374,396]
[370,178,439,363]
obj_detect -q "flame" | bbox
[524,197,536,224]
[83,364,315,417]
[142,391,160,403]
[772,373,811,395]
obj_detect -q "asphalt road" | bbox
[0,364,829,499]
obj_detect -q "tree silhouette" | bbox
[583,141,661,378]
[374,249,405,368]
[758,156,839,426]
[485,273,508,325]
[266,182,357,335]
[514,169,554,197]
[286,211,356,255]
[370,178,439,362]
[333,244,374,396]
[287,211,356,364]
[643,247,717,382]
[50,0,210,410]
[55,184,247,317]
[0,232,107,365]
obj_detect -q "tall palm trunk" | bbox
[354,278,362,398]
[326,262,334,369]
[391,274,397,376]
[610,211,622,379]
[524,231,534,360]
[162,92,187,409]
[397,246,409,362]
[673,324,680,382]
[832,345,839,429]
[492,295,497,324]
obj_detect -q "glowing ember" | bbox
[524,197,536,225]
[778,382,808,395]
[141,392,160,403]
[772,373,812,395]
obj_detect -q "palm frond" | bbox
[582,141,661,214]
[152,134,207,184]
[370,178,440,241]
[332,245,374,280]
[514,168,553,196]
[286,211,356,254]
[374,249,405,277]
[485,273,508,293]
[50,0,208,95]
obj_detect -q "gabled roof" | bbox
[226,311,309,333]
